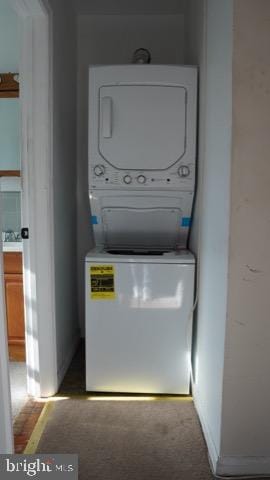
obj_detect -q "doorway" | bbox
[0,0,58,452]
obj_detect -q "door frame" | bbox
[7,0,56,390]
[1,0,57,452]
[9,0,58,399]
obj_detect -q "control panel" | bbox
[89,161,195,190]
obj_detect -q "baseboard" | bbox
[192,383,219,474]
[193,384,270,477]
[57,331,81,389]
[216,455,270,476]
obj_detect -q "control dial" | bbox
[178,165,190,178]
[123,175,132,184]
[94,164,105,176]
[137,174,146,184]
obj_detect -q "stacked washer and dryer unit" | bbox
[85,65,197,394]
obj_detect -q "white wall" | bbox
[77,14,185,331]
[0,0,19,71]
[49,0,80,380]
[218,0,270,475]
[186,0,233,470]
[0,0,20,171]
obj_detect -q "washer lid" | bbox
[102,206,181,250]
[99,85,186,171]
[86,246,195,264]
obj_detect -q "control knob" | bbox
[137,174,146,184]
[94,164,105,176]
[123,175,132,184]
[178,165,190,178]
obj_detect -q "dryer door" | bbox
[99,85,187,171]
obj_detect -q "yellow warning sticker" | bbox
[90,265,116,300]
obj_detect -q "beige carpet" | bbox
[36,398,214,480]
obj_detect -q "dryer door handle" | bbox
[101,96,113,138]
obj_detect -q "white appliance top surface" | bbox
[85,246,195,264]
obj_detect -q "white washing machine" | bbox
[85,65,197,394]
[86,247,195,394]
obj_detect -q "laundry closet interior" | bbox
[73,0,233,460]
[76,3,197,393]
[75,0,230,398]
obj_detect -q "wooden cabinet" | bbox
[3,252,25,361]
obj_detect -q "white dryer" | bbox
[88,65,197,193]
[85,65,197,394]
